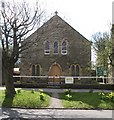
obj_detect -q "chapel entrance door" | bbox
[48,62,62,83]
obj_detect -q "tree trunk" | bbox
[3,60,16,97]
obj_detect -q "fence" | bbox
[13,75,114,84]
[13,75,114,79]
[13,76,114,89]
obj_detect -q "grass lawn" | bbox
[0,89,51,108]
[60,92,114,109]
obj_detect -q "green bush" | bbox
[31,89,35,94]
[66,94,72,100]
[38,89,45,101]
[60,84,114,90]
[39,89,43,93]
[99,91,114,102]
[98,91,106,100]
[107,92,114,102]
[64,89,71,95]
[40,93,45,101]
[17,89,21,94]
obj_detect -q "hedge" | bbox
[14,83,114,90]
[14,83,47,88]
[60,84,114,90]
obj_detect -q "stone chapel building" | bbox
[21,12,91,83]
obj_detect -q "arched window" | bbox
[71,65,75,76]
[76,65,80,76]
[31,64,41,76]
[71,64,80,76]
[62,41,67,55]
[36,65,40,76]
[44,41,50,54]
[32,65,35,76]
[54,41,58,54]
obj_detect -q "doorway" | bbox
[48,62,62,82]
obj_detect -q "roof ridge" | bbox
[27,13,91,43]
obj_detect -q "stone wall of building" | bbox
[21,14,91,83]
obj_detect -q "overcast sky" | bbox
[40,0,113,40]
[3,0,113,40]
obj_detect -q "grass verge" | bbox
[60,92,114,109]
[0,89,51,108]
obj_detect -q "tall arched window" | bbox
[32,65,35,76]
[44,41,50,54]
[31,64,41,76]
[36,65,40,76]
[54,41,58,54]
[76,65,80,76]
[71,65,75,76]
[71,64,80,76]
[62,41,67,55]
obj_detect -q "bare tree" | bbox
[0,0,43,96]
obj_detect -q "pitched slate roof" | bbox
[27,13,91,44]
[40,14,90,43]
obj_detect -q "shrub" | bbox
[17,89,21,94]
[107,92,114,102]
[66,94,72,100]
[39,89,43,93]
[31,89,35,94]
[98,91,106,100]
[60,84,114,90]
[64,89,71,95]
[39,93,45,101]
[99,91,114,102]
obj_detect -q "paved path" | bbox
[49,92,63,108]
[1,108,113,119]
